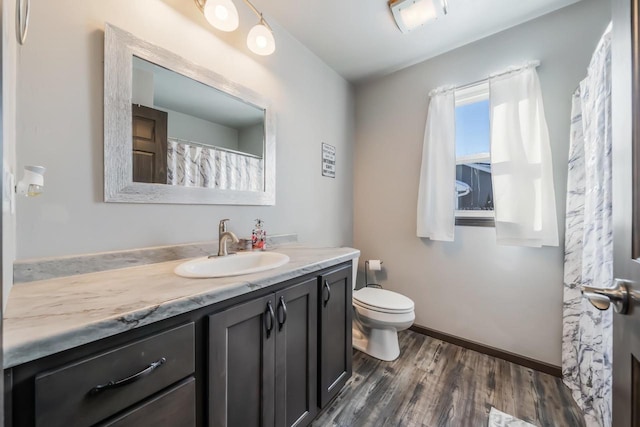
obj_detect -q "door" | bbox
[274,279,318,427]
[208,295,276,427]
[318,265,352,408]
[131,105,168,184]
[610,1,640,425]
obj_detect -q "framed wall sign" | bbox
[322,143,336,178]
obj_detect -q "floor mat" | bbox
[488,407,537,427]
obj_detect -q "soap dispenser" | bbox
[252,219,266,250]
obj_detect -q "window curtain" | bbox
[489,65,559,247]
[416,88,456,241]
[562,23,612,427]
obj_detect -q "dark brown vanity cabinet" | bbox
[208,277,318,427]
[5,262,353,427]
[318,266,352,407]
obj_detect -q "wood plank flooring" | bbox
[312,330,584,427]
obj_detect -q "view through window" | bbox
[455,83,494,225]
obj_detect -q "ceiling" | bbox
[133,57,264,128]
[249,0,583,82]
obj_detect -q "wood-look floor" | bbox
[312,330,584,427]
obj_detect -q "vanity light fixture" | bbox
[389,0,448,33]
[194,0,276,56]
[195,0,239,32]
[16,165,45,197]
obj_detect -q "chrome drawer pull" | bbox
[88,357,167,396]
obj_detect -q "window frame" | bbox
[454,82,495,227]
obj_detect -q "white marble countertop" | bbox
[3,246,359,368]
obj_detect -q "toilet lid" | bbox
[353,287,414,314]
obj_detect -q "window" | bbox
[454,83,495,226]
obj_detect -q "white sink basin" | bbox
[174,251,290,278]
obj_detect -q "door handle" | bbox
[581,278,631,314]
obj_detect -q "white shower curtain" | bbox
[489,64,559,247]
[416,87,456,241]
[167,138,264,191]
[562,23,612,427]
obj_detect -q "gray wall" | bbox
[239,123,265,157]
[165,109,239,151]
[353,0,610,365]
[15,0,354,261]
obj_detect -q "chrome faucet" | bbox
[217,219,239,257]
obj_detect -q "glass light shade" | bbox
[247,24,275,56]
[203,0,239,32]
[391,0,438,33]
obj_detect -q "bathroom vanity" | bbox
[3,246,358,427]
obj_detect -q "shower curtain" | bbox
[562,23,612,427]
[167,138,264,191]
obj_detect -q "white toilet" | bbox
[351,258,415,361]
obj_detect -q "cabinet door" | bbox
[274,279,318,427]
[209,295,276,427]
[318,266,352,408]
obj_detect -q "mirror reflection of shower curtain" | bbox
[167,138,263,191]
[562,23,612,427]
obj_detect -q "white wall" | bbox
[239,123,264,157]
[15,0,354,261]
[354,0,610,365]
[3,0,17,309]
[132,67,154,107]
[166,109,239,151]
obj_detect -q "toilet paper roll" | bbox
[368,260,382,271]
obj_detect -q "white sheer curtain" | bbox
[416,88,456,241]
[489,65,559,247]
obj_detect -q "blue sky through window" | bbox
[455,99,490,157]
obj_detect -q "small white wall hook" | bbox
[17,0,30,45]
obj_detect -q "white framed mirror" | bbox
[104,24,275,205]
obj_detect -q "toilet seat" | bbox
[353,287,414,314]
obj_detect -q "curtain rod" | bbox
[430,60,541,96]
[168,137,263,159]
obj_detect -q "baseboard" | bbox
[409,324,562,378]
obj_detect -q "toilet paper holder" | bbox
[364,260,383,288]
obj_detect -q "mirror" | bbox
[104,24,275,205]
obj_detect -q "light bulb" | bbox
[203,0,239,32]
[214,5,228,20]
[247,24,275,56]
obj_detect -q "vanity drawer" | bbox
[34,322,195,427]
[98,377,196,427]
